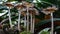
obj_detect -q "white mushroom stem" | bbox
[55,32,57,34]
[51,12,54,34]
[18,10,21,31]
[8,7,13,28]
[32,16,35,33]
[24,16,27,28]
[27,7,29,32]
[30,14,33,33]
[8,7,12,28]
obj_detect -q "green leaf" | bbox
[40,31,50,34]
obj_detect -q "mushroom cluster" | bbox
[4,1,39,34]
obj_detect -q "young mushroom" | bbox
[41,6,58,34]
[28,8,39,34]
[22,1,34,32]
[5,2,14,28]
[15,3,25,31]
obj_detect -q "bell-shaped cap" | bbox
[21,8,39,16]
[46,6,58,12]
[15,3,25,10]
[21,11,27,16]
[28,8,39,15]
[22,1,34,8]
[41,6,58,15]
[5,2,14,9]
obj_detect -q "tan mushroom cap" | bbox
[21,8,39,16]
[28,8,39,15]
[21,11,26,16]
[42,6,58,15]
[5,2,14,7]
[15,4,24,10]
[22,1,34,8]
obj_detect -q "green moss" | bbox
[20,31,31,34]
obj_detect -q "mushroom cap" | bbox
[47,6,58,10]
[46,6,58,12]
[41,10,51,15]
[5,2,14,9]
[21,11,26,16]
[28,8,39,15]
[21,8,39,16]
[5,2,14,7]
[42,6,58,15]
[15,3,25,10]
[22,1,34,8]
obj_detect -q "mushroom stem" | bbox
[55,32,57,34]
[26,7,29,32]
[18,10,21,31]
[8,7,12,28]
[32,16,35,33]
[51,12,54,34]
[30,14,33,33]
[24,16,27,28]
